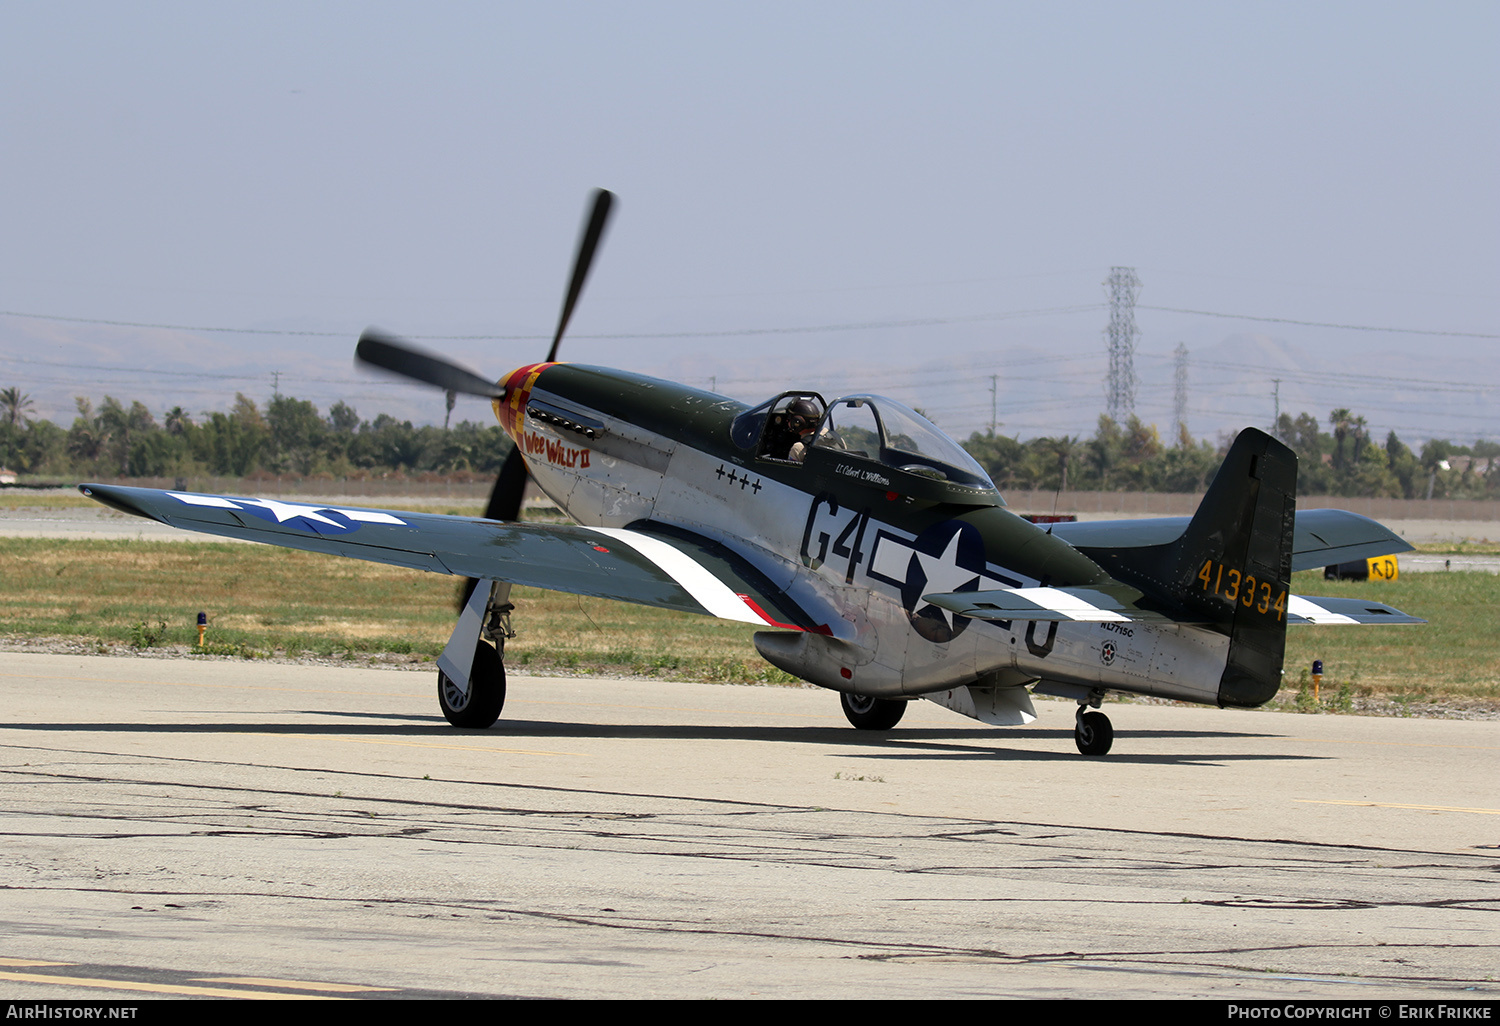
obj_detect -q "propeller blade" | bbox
[356,330,503,398]
[459,446,531,609]
[484,446,530,522]
[443,188,613,609]
[546,188,615,363]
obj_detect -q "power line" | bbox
[0,304,1106,341]
[1136,348,1497,388]
[1137,353,1496,396]
[1139,305,1500,339]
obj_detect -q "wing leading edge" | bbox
[79,483,827,633]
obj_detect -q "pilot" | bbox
[784,399,821,463]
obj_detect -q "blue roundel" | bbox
[899,520,989,643]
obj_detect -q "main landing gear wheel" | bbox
[1074,708,1113,756]
[438,639,506,728]
[840,693,907,730]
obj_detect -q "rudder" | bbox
[1172,428,1298,707]
[1072,428,1298,707]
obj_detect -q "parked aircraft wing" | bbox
[925,585,1423,626]
[79,484,829,632]
[1047,508,1412,572]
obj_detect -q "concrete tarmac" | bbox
[0,652,1496,1000]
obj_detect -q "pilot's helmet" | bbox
[786,399,820,435]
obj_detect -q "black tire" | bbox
[438,639,506,728]
[840,692,907,730]
[1074,710,1113,755]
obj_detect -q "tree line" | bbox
[0,388,512,482]
[1,386,1495,499]
[964,410,1497,500]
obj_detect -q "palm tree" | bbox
[1044,435,1081,493]
[164,406,192,436]
[1329,408,1353,471]
[1350,414,1369,459]
[1,387,35,430]
[0,387,35,470]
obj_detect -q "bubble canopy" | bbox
[730,392,996,491]
[814,395,995,488]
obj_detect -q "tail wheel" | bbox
[840,692,907,730]
[438,639,506,728]
[1074,709,1113,756]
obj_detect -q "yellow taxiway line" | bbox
[0,968,340,999]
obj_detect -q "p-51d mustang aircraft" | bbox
[81,190,1421,755]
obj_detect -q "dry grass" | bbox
[0,538,794,683]
[0,493,96,509]
[1280,569,1499,711]
[1412,541,1500,555]
[1,538,1492,709]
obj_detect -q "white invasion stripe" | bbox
[588,527,766,625]
[1288,595,1359,624]
[1012,587,1130,622]
[170,492,239,508]
[334,509,405,525]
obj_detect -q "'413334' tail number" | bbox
[1197,558,1287,620]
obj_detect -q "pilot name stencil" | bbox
[836,463,890,487]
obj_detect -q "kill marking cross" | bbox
[714,464,762,494]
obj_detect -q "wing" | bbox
[80,484,830,633]
[1048,508,1413,573]
[923,585,1423,626]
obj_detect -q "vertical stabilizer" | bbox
[1074,428,1298,707]
[1173,428,1298,706]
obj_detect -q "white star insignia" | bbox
[238,498,345,528]
[914,530,981,629]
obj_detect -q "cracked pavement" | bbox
[1,653,1496,999]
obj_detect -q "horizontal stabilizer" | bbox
[923,585,1197,624]
[1286,595,1425,625]
[1048,507,1412,573]
[927,586,1423,627]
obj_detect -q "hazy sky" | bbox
[3,2,1496,444]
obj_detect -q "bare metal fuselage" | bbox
[497,363,1231,712]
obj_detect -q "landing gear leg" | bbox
[1074,692,1113,756]
[436,580,515,729]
